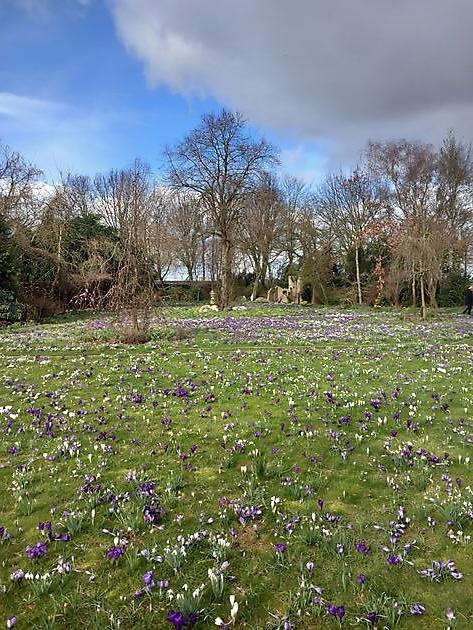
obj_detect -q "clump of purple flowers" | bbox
[166,610,197,628]
[38,521,53,539]
[233,504,262,524]
[105,545,126,560]
[355,541,370,555]
[419,560,463,581]
[138,481,156,496]
[25,541,48,559]
[327,604,345,620]
[143,502,167,525]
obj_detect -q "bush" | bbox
[163,285,209,304]
[0,290,25,324]
[438,272,471,307]
[119,326,151,345]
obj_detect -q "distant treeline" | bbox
[1,110,472,321]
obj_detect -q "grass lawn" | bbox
[0,306,472,628]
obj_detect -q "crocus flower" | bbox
[445,608,455,621]
[105,546,126,560]
[355,541,370,555]
[10,570,24,583]
[143,570,155,590]
[327,604,345,620]
[25,542,48,559]
[167,610,186,629]
[410,603,425,616]
[166,610,197,629]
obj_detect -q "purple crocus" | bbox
[366,612,377,624]
[327,604,345,620]
[410,603,425,616]
[166,610,197,629]
[167,610,186,629]
[274,543,287,554]
[355,541,370,555]
[25,541,48,559]
[10,570,24,583]
[105,545,126,560]
[143,570,155,590]
[138,481,155,496]
[386,554,402,565]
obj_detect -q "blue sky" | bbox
[0,0,326,182]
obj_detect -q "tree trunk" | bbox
[319,282,328,303]
[260,258,268,289]
[428,276,438,309]
[220,238,232,309]
[131,307,139,331]
[394,283,400,308]
[411,263,416,307]
[355,243,362,305]
[251,276,259,302]
[251,259,268,301]
[311,285,317,304]
[420,273,427,320]
[201,234,206,281]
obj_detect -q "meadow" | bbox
[0,306,472,629]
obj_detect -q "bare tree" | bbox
[148,186,174,284]
[367,140,437,306]
[56,172,94,218]
[299,202,334,303]
[435,132,473,276]
[392,215,453,318]
[239,173,283,300]
[94,160,156,328]
[167,191,204,281]
[279,175,308,272]
[0,143,43,228]
[317,167,387,304]
[164,110,278,309]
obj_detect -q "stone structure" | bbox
[267,276,302,304]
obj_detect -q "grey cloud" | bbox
[110,0,473,162]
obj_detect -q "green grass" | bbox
[0,306,472,628]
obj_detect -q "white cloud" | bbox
[109,0,473,162]
[0,92,119,178]
[0,92,65,121]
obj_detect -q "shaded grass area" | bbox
[0,307,472,628]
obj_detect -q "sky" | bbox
[1,0,473,184]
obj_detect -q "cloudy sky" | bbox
[1,0,473,181]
